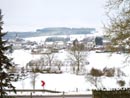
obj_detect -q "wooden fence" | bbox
[2,89,62,98]
[92,88,130,98]
[3,96,15,98]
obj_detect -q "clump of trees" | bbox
[45,37,70,42]
[86,67,126,88]
[0,9,16,97]
[26,54,63,74]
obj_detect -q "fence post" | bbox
[30,92,32,98]
[62,91,65,98]
[76,88,78,92]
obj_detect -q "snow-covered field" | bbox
[8,34,130,95]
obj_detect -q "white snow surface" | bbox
[8,35,130,95]
[11,50,41,67]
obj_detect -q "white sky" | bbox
[0,0,107,32]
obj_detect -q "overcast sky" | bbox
[0,0,107,32]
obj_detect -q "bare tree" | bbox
[53,59,63,73]
[26,60,40,91]
[104,0,130,87]
[68,39,88,75]
[86,68,104,88]
[30,70,38,92]
[45,53,55,68]
[104,0,130,54]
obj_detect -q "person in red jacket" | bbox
[41,80,45,88]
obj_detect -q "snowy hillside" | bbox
[10,50,130,90]
[8,34,130,95]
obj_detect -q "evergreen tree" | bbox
[95,37,103,45]
[0,9,16,97]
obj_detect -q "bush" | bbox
[90,68,104,77]
[117,80,125,87]
[103,67,115,77]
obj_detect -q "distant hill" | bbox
[3,32,39,40]
[3,27,96,39]
[36,27,96,35]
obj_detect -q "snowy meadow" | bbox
[7,34,130,95]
